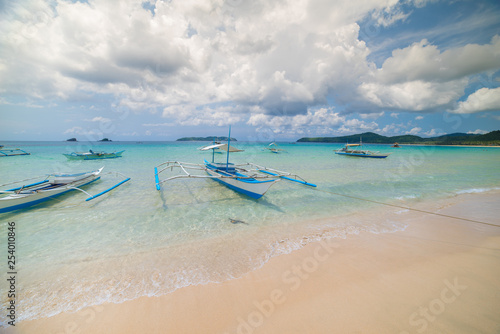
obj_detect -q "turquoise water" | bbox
[1,141,499,324]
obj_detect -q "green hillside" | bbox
[297,131,500,146]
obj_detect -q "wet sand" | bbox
[8,191,500,334]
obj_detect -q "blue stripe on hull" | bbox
[211,177,264,199]
[335,152,388,158]
[204,160,274,199]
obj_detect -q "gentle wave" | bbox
[0,211,409,326]
[455,187,500,195]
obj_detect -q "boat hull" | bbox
[63,151,124,160]
[0,172,101,213]
[335,152,390,158]
[205,164,278,199]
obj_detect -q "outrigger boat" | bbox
[0,167,130,213]
[335,140,390,159]
[63,150,125,160]
[0,147,30,157]
[263,142,286,154]
[155,127,316,199]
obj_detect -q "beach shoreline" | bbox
[6,189,500,334]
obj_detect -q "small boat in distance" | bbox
[155,127,316,200]
[263,142,286,154]
[0,147,30,157]
[392,142,401,148]
[63,150,125,160]
[335,140,391,159]
[0,167,130,213]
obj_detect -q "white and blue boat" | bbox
[0,167,130,213]
[63,150,125,160]
[334,141,391,159]
[154,128,316,199]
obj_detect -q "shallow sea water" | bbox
[0,141,499,324]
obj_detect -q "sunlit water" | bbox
[1,141,499,324]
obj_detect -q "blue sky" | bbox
[0,0,499,141]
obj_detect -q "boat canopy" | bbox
[199,143,244,152]
[345,144,361,147]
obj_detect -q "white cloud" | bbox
[415,115,424,120]
[370,2,411,27]
[380,122,414,135]
[359,79,466,112]
[406,127,422,135]
[377,37,500,84]
[450,87,500,114]
[380,123,399,135]
[0,0,399,117]
[467,129,488,134]
[358,36,500,112]
[162,104,244,127]
[1,0,499,137]
[88,116,111,123]
[360,111,384,119]
[247,107,345,135]
[63,126,99,136]
[336,118,379,135]
[423,128,445,137]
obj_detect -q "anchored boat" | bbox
[334,141,391,159]
[0,167,130,213]
[63,150,125,160]
[263,142,286,154]
[155,127,316,199]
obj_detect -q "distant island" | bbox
[177,136,237,142]
[297,130,500,146]
[65,138,114,142]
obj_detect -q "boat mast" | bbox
[226,126,231,171]
[212,138,215,163]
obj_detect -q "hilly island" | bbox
[297,130,500,146]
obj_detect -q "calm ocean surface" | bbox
[1,141,499,324]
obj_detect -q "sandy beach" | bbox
[8,190,500,334]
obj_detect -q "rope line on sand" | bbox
[312,188,500,228]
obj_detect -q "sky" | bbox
[0,0,499,141]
